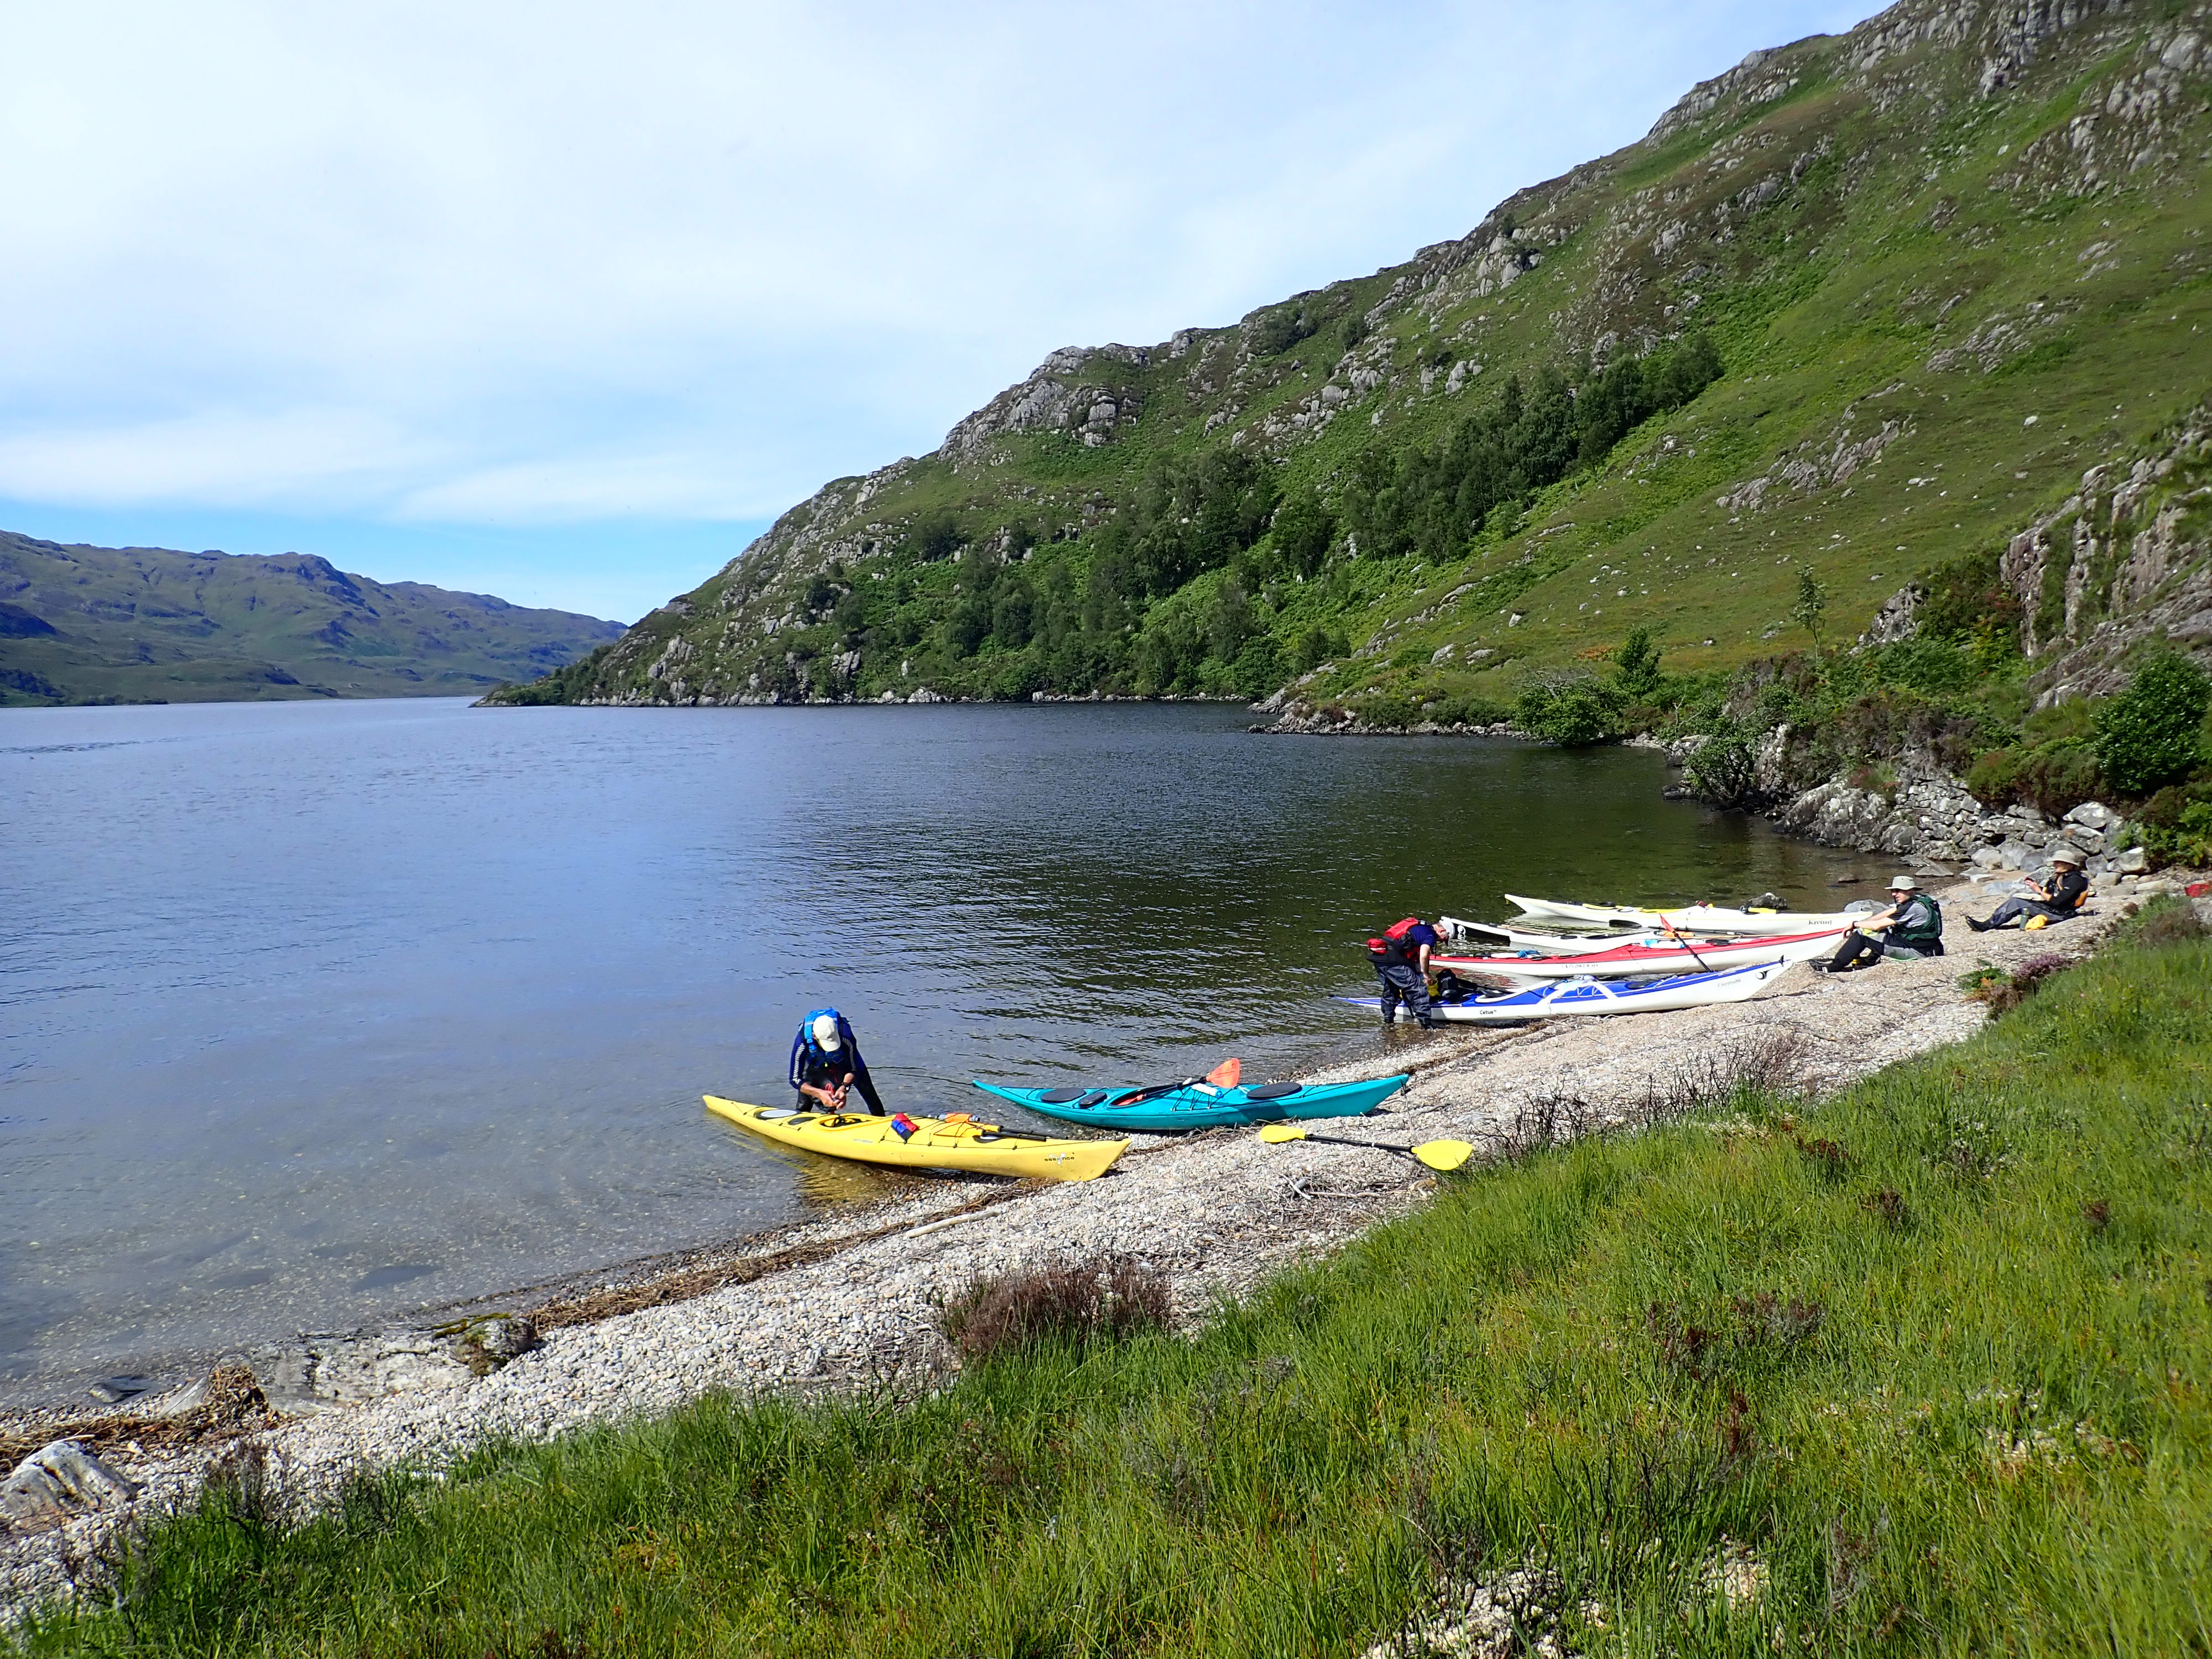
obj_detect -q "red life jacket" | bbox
[1366,917,1425,965]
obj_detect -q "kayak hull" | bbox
[972,1073,1408,1133]
[705,1096,1125,1181]
[1504,894,1867,936]
[1340,959,1790,1024]
[1432,925,1848,984]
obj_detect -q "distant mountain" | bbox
[0,533,625,705]
[494,0,2212,717]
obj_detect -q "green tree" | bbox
[1793,568,1827,653]
[1270,489,1334,577]
[2095,650,2211,795]
[1611,625,1664,701]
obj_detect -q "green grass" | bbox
[21,931,2212,1655]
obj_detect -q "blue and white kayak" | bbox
[971,1072,1409,1133]
[1341,959,1791,1025]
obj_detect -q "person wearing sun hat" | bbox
[787,1006,888,1115]
[1969,847,2090,931]
[1818,875,1946,973]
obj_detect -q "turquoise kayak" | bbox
[970,1072,1408,1133]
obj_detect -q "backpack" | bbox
[1366,917,1425,964]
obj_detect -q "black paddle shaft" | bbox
[1291,1131,1420,1157]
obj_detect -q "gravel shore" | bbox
[0,888,2159,1617]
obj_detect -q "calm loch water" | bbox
[1,698,1875,1399]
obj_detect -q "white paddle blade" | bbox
[1411,1139,1475,1172]
[1257,1123,1310,1144]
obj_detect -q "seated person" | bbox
[1968,850,2089,930]
[1820,877,1945,972]
[788,1008,886,1116]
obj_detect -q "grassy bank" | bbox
[20,924,2212,1656]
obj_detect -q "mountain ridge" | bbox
[0,531,624,705]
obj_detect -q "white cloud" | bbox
[0,0,1885,601]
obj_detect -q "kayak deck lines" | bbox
[972,1072,1408,1133]
[703,1095,1126,1182]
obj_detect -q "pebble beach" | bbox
[0,884,2180,1618]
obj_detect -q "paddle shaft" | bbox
[1657,916,1716,973]
[1289,1130,1425,1157]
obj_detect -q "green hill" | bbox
[491,0,2212,718]
[0,534,624,706]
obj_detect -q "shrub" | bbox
[1516,675,1624,745]
[2115,893,2210,948]
[1983,952,2074,1015]
[936,1254,1170,1363]
[1684,723,1761,807]
[1423,691,1512,728]
[2095,650,2211,795]
[2136,781,2212,868]
[1917,550,2025,656]
[1288,623,1350,675]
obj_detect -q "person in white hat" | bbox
[1818,875,1945,973]
[1968,848,2089,931]
[787,1006,886,1115]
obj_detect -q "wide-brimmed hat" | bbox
[1887,874,1920,891]
[2050,848,2084,867]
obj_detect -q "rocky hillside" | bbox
[492,0,2212,715]
[0,534,624,706]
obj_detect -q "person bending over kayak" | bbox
[1817,876,1944,973]
[1365,916,1439,1029]
[1967,849,2089,931]
[789,1008,886,1115]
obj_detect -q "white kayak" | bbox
[1504,893,1869,936]
[1438,916,1670,955]
[1432,925,1849,984]
[1341,959,1791,1025]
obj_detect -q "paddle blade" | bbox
[1206,1058,1243,1088]
[1410,1139,1475,1172]
[1257,1123,1310,1144]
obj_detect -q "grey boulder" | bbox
[2,1439,142,1530]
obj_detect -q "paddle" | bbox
[1258,1121,1474,1172]
[1653,913,1717,973]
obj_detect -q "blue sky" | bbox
[0,1,1886,623]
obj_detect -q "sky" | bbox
[0,1,1888,624]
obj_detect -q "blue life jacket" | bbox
[789,1007,867,1090]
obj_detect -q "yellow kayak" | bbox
[703,1097,1126,1182]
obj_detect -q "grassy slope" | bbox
[517,0,2212,712]
[26,922,2212,1655]
[0,535,624,706]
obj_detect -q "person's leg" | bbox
[1404,970,1434,1029]
[1376,967,1402,1026]
[849,1067,886,1116]
[1880,942,1932,962]
[1826,930,1882,971]
[1980,896,2027,929]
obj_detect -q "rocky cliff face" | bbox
[502,0,2212,713]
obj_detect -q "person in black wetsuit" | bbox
[1819,877,1945,973]
[1368,918,1439,1029]
[1968,850,2090,930]
[788,1008,887,1115]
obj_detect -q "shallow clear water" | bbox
[0,698,1876,1398]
